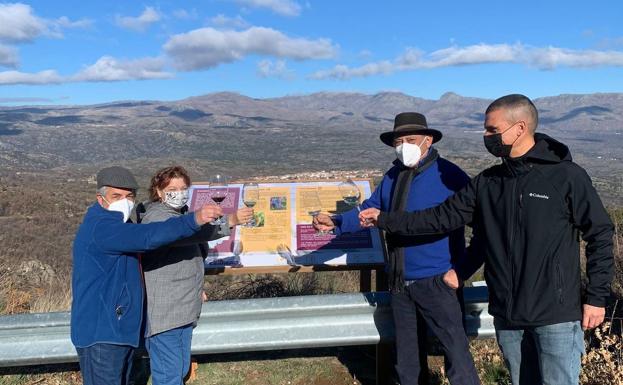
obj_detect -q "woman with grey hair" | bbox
[141,165,252,385]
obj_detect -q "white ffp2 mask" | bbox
[107,198,134,222]
[395,141,423,168]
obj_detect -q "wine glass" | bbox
[232,239,243,267]
[242,182,259,227]
[338,178,361,211]
[209,174,228,225]
[308,187,326,235]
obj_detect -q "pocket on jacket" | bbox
[554,259,564,304]
[114,284,131,320]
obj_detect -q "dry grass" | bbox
[610,208,623,299]
[581,314,623,385]
[468,340,511,385]
[0,260,72,314]
[203,271,361,302]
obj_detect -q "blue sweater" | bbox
[71,203,200,348]
[334,153,470,280]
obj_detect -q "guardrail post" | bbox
[360,268,372,292]
[376,340,394,385]
[375,268,388,291]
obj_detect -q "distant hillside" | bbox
[0,91,621,204]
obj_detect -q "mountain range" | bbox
[0,91,621,204]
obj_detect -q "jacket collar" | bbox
[502,133,571,176]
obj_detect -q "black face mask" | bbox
[483,122,519,158]
[483,133,512,158]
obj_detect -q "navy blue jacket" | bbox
[334,151,473,280]
[71,203,200,348]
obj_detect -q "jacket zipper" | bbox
[506,179,518,321]
[518,193,523,224]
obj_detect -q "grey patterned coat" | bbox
[141,202,229,337]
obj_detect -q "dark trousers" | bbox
[391,274,481,385]
[77,343,134,385]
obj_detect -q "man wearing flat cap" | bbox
[314,113,482,385]
[71,166,224,385]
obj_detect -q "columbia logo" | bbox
[528,192,549,200]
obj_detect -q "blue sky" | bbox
[0,0,622,105]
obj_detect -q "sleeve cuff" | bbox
[188,212,201,230]
[377,211,388,230]
[585,296,607,308]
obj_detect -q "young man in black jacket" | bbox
[359,94,614,385]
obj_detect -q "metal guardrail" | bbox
[0,287,491,368]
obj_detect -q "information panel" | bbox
[188,180,385,268]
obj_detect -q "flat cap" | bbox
[96,166,139,190]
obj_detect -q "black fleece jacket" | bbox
[377,133,614,326]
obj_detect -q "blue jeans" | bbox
[145,324,194,385]
[76,343,134,385]
[495,319,585,385]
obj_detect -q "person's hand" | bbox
[230,207,254,227]
[442,269,461,290]
[582,304,605,330]
[359,208,380,227]
[312,213,335,232]
[201,290,208,302]
[194,204,223,225]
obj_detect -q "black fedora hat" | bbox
[379,112,442,147]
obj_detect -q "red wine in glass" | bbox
[212,195,226,204]
[209,174,229,225]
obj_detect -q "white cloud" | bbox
[164,26,337,71]
[527,47,623,69]
[72,56,173,81]
[257,59,294,79]
[0,56,173,85]
[54,16,93,29]
[0,70,62,85]
[0,3,47,43]
[0,44,19,67]
[310,43,623,80]
[421,44,520,68]
[357,49,373,60]
[0,3,91,43]
[173,9,198,20]
[234,0,301,16]
[115,6,161,32]
[0,3,92,73]
[209,14,250,29]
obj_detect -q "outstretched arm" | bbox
[360,176,479,236]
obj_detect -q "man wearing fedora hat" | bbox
[71,166,226,385]
[314,113,482,385]
[360,94,614,385]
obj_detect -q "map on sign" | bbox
[188,180,385,268]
